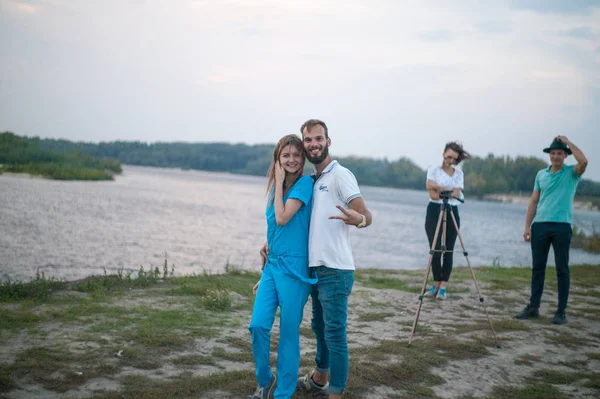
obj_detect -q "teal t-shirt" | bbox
[533,165,581,224]
[265,175,315,283]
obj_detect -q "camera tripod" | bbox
[407,191,500,348]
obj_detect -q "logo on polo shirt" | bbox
[319,184,328,192]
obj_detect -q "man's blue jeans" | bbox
[310,266,354,395]
[530,222,572,311]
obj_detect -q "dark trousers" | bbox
[529,222,572,311]
[425,202,460,282]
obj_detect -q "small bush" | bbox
[572,226,600,253]
[0,270,65,302]
[202,289,231,311]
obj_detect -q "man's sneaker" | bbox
[251,373,276,399]
[423,284,437,298]
[296,373,329,397]
[552,310,568,325]
[436,288,448,300]
[515,304,539,320]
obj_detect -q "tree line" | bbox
[0,132,121,180]
[2,132,599,199]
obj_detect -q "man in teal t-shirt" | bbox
[516,136,588,325]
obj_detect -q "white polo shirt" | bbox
[426,165,464,206]
[309,160,362,271]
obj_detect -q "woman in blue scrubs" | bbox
[249,134,315,399]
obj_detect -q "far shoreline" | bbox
[483,193,599,212]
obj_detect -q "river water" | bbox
[1,165,599,281]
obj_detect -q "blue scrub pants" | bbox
[249,261,311,399]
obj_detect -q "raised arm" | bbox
[273,163,304,226]
[557,136,587,176]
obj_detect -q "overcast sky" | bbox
[1,0,599,180]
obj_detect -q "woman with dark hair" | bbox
[424,141,470,300]
[248,134,316,399]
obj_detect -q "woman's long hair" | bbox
[444,141,471,164]
[266,134,306,204]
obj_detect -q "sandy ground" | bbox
[2,270,600,398]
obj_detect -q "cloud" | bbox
[508,0,600,15]
[560,26,597,40]
[417,29,454,42]
[475,20,513,34]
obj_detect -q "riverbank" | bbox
[483,194,599,212]
[1,265,600,398]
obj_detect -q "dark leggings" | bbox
[425,202,460,282]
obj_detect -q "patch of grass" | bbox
[570,265,600,287]
[340,336,491,396]
[118,347,162,370]
[211,347,254,363]
[0,365,16,393]
[357,311,395,322]
[572,289,600,299]
[491,318,531,332]
[125,325,191,349]
[201,289,232,311]
[558,359,589,370]
[0,271,66,302]
[354,273,420,293]
[171,354,216,367]
[487,382,567,399]
[587,352,600,361]
[583,373,600,389]
[112,370,257,398]
[219,337,252,352]
[514,353,541,366]
[6,346,103,393]
[0,308,46,331]
[544,332,588,350]
[532,369,587,384]
[169,271,260,298]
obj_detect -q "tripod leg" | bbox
[448,211,501,348]
[408,206,445,347]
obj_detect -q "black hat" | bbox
[543,139,572,155]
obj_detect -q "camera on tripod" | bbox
[439,190,453,200]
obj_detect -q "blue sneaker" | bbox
[436,288,448,300]
[251,373,277,399]
[423,284,437,298]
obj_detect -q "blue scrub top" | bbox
[265,175,316,283]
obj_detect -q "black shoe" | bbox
[515,304,539,319]
[552,310,567,325]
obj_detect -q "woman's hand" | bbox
[274,161,285,186]
[253,280,260,295]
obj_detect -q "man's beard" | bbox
[306,145,329,165]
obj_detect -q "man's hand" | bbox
[259,241,269,270]
[523,227,531,242]
[556,135,571,145]
[329,205,364,226]
[253,280,260,295]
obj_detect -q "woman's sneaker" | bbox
[296,373,329,397]
[436,288,448,300]
[251,374,276,399]
[423,284,437,298]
